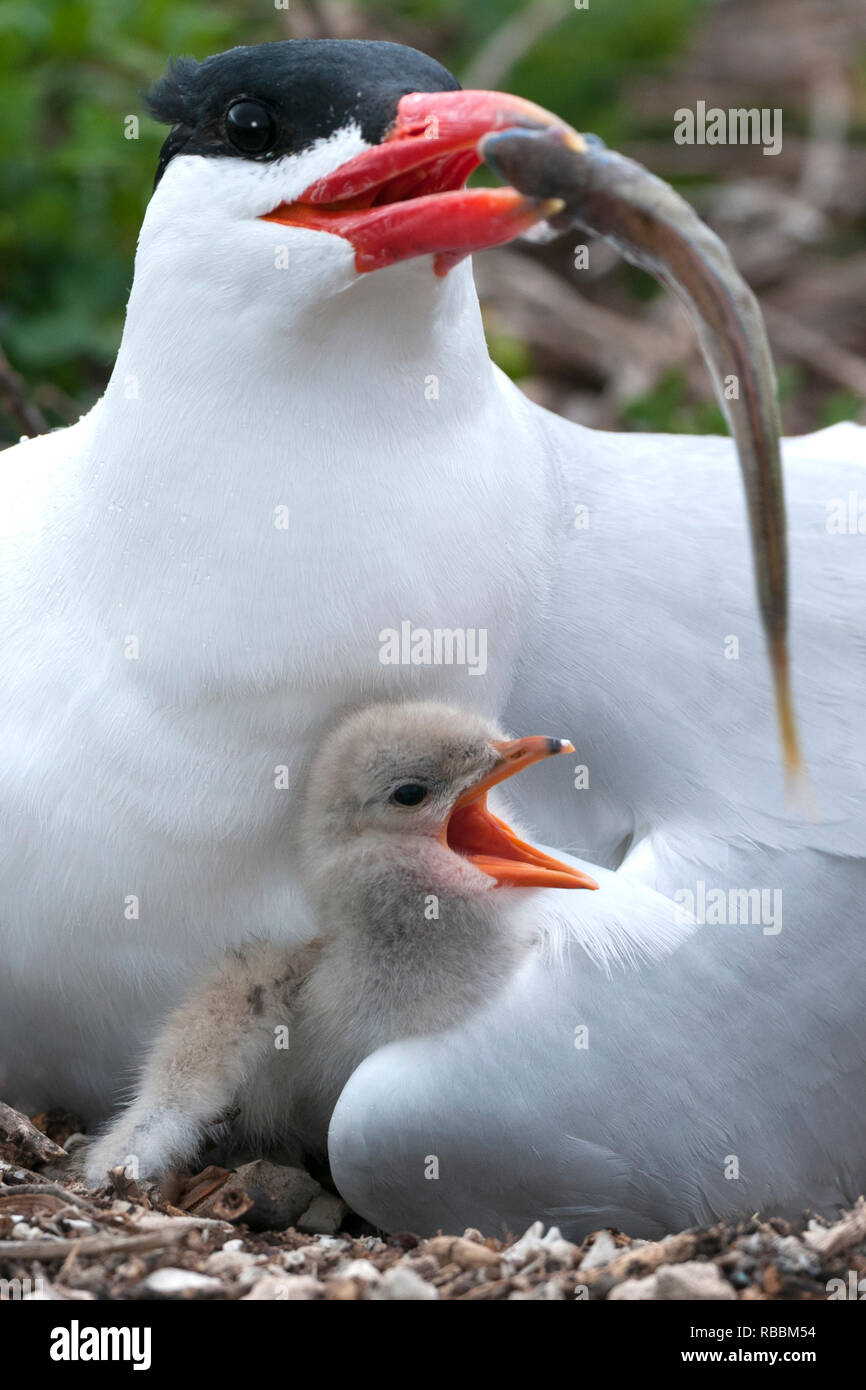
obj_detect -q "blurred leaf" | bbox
[0,0,273,408]
[483,319,533,379]
[1,0,855,446]
[820,391,865,427]
[624,369,727,435]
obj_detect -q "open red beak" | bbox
[261,89,579,275]
[442,736,598,891]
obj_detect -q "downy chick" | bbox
[83,700,593,1185]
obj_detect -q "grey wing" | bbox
[329,853,866,1241]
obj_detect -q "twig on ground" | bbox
[0,1103,67,1164]
[0,1182,92,1211]
[0,1227,193,1263]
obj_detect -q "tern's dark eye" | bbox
[390,782,429,808]
[225,100,276,155]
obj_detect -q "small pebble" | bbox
[401,1253,439,1280]
[140,1268,224,1298]
[370,1266,439,1300]
[338,1259,382,1285]
[509,1280,566,1300]
[501,1222,576,1273]
[203,1248,260,1279]
[426,1235,499,1270]
[579,1230,617,1271]
[609,1261,736,1301]
[243,1274,325,1301]
[296,1192,349,1236]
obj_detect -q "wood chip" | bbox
[426,1235,500,1270]
[176,1166,232,1212]
[804,1198,866,1257]
[0,1103,67,1164]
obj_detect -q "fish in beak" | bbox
[480,125,805,792]
[443,735,598,890]
[261,89,573,275]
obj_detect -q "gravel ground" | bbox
[1,1105,864,1302]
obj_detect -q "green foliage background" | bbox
[3,0,862,441]
[0,0,701,434]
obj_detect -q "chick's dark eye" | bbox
[390,782,429,808]
[225,100,276,154]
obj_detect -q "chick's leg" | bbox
[82,940,318,1185]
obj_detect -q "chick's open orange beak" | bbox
[442,736,598,890]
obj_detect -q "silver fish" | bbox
[481,126,804,783]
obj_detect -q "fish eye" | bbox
[225,100,276,155]
[390,782,429,808]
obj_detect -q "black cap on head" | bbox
[147,39,460,187]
